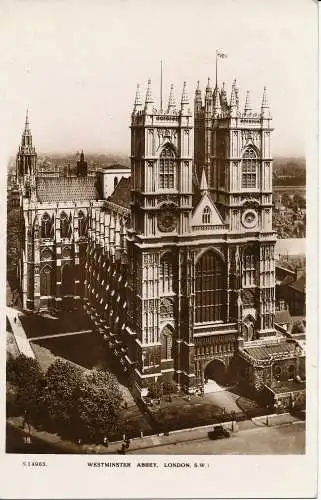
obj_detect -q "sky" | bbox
[0,0,317,158]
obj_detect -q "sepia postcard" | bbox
[0,0,318,498]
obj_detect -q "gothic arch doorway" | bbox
[204,359,228,388]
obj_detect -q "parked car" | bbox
[208,425,230,440]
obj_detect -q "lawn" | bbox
[147,394,226,433]
[20,310,92,338]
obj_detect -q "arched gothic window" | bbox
[40,265,55,296]
[159,147,176,189]
[78,210,87,237]
[195,250,226,323]
[41,213,52,238]
[242,147,258,189]
[159,253,173,294]
[60,212,70,238]
[202,206,212,224]
[160,325,174,360]
[242,247,257,287]
[61,264,74,295]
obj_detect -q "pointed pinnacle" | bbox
[261,86,269,108]
[244,90,252,113]
[167,84,176,111]
[181,81,189,104]
[134,83,142,107]
[145,79,154,104]
[200,167,208,192]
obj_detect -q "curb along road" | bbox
[6,412,303,455]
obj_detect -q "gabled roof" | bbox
[244,341,298,361]
[109,176,131,209]
[191,190,225,227]
[288,276,306,293]
[36,177,97,203]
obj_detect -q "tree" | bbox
[45,359,84,434]
[147,381,163,399]
[6,354,46,422]
[162,379,178,395]
[75,369,123,442]
[292,320,305,334]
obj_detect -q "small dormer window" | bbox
[202,206,211,224]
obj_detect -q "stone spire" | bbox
[21,108,32,149]
[167,84,176,112]
[180,81,189,113]
[133,83,142,113]
[200,167,208,193]
[144,79,154,113]
[244,90,252,115]
[261,86,271,118]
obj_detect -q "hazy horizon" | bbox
[1,0,317,159]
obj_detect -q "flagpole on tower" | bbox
[160,60,163,112]
[215,50,218,88]
[216,50,228,89]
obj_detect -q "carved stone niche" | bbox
[62,246,71,259]
[41,247,53,261]
[160,297,174,318]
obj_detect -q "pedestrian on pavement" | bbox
[103,437,109,447]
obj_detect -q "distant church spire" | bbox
[21,108,32,149]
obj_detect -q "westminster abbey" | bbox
[14,73,305,407]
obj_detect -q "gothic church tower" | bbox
[127,79,194,393]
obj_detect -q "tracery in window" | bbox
[159,253,174,294]
[242,147,258,189]
[242,247,257,287]
[195,250,226,323]
[202,206,212,224]
[159,146,176,189]
[40,265,55,296]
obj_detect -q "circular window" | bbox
[241,209,258,229]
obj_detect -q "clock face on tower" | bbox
[158,210,177,233]
[241,209,258,229]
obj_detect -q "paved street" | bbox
[128,422,305,455]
